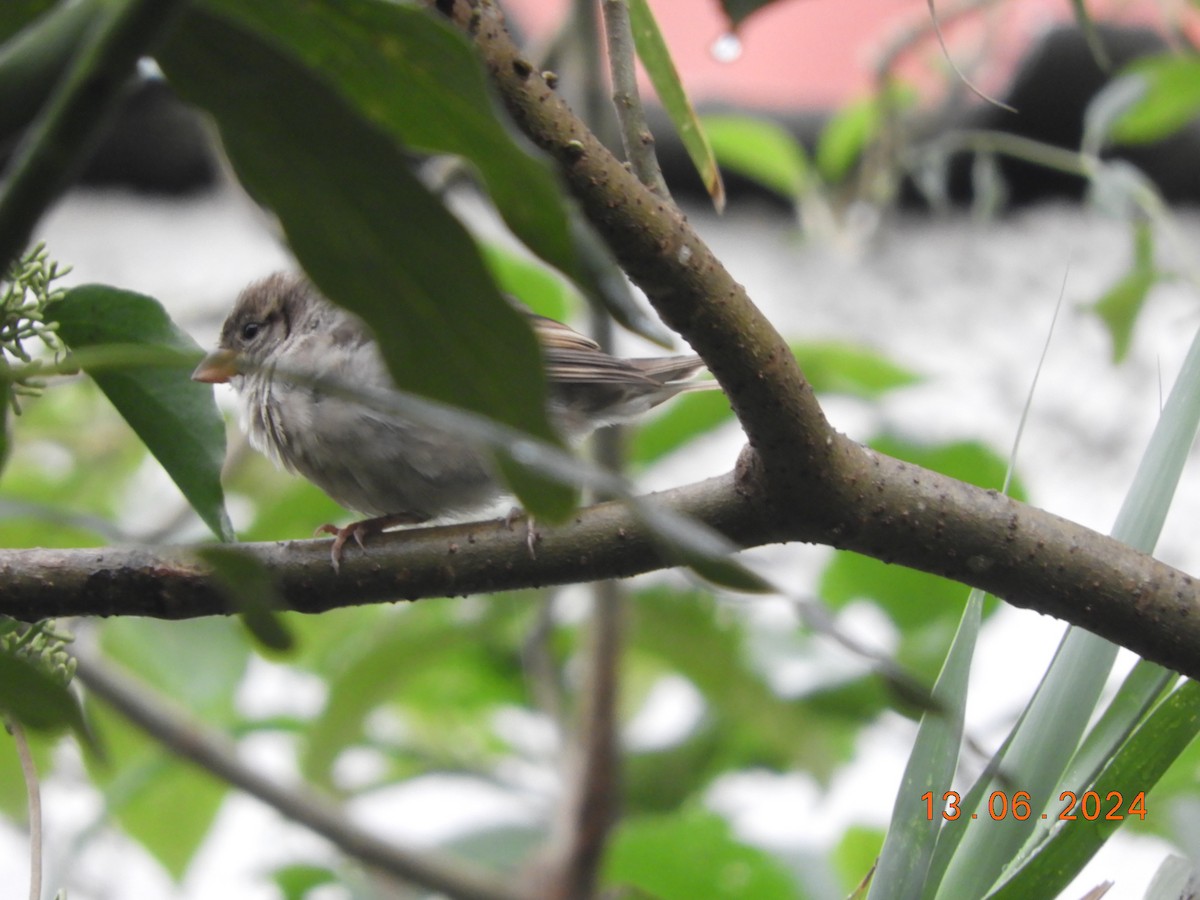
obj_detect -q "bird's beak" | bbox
[192,348,240,384]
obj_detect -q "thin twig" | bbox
[601,0,670,199]
[550,579,622,900]
[7,718,43,900]
[544,299,628,900]
[570,0,617,148]
[538,22,632,893]
[521,593,567,726]
[72,649,526,900]
[925,0,1016,113]
[874,0,1001,90]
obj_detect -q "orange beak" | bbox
[192,349,240,384]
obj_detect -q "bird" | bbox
[192,272,718,569]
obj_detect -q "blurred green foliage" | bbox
[2,0,1200,898]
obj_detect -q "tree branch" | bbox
[434,0,836,517]
[73,648,526,900]
[423,0,1200,677]
[601,0,671,199]
[3,459,1200,678]
[0,473,765,619]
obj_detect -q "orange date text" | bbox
[920,790,1147,822]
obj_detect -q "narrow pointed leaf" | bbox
[869,591,983,899]
[987,681,1200,900]
[628,0,725,210]
[1068,0,1111,71]
[928,270,1200,899]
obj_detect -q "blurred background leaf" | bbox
[603,808,802,900]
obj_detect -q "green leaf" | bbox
[836,825,887,896]
[817,97,879,185]
[702,113,808,200]
[1058,661,1173,797]
[1105,56,1200,145]
[0,0,100,141]
[479,242,575,323]
[0,0,60,43]
[196,545,293,654]
[0,649,88,739]
[1091,220,1158,363]
[100,618,249,717]
[633,588,858,782]
[928,279,1200,899]
[159,8,575,520]
[87,696,228,879]
[197,0,661,344]
[795,341,922,398]
[604,809,799,900]
[85,618,248,878]
[869,591,983,900]
[1093,268,1157,363]
[630,389,732,464]
[628,0,725,210]
[300,602,525,789]
[816,87,915,185]
[0,380,163,548]
[192,0,586,317]
[271,864,339,900]
[0,395,9,475]
[49,285,235,542]
[821,550,975,631]
[988,681,1200,900]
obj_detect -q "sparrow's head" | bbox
[192,273,313,385]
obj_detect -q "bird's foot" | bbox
[504,507,539,558]
[316,514,425,572]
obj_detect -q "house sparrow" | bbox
[192,272,716,568]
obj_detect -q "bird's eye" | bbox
[241,321,262,341]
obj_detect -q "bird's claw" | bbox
[316,514,427,572]
[504,507,538,559]
[315,522,364,572]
